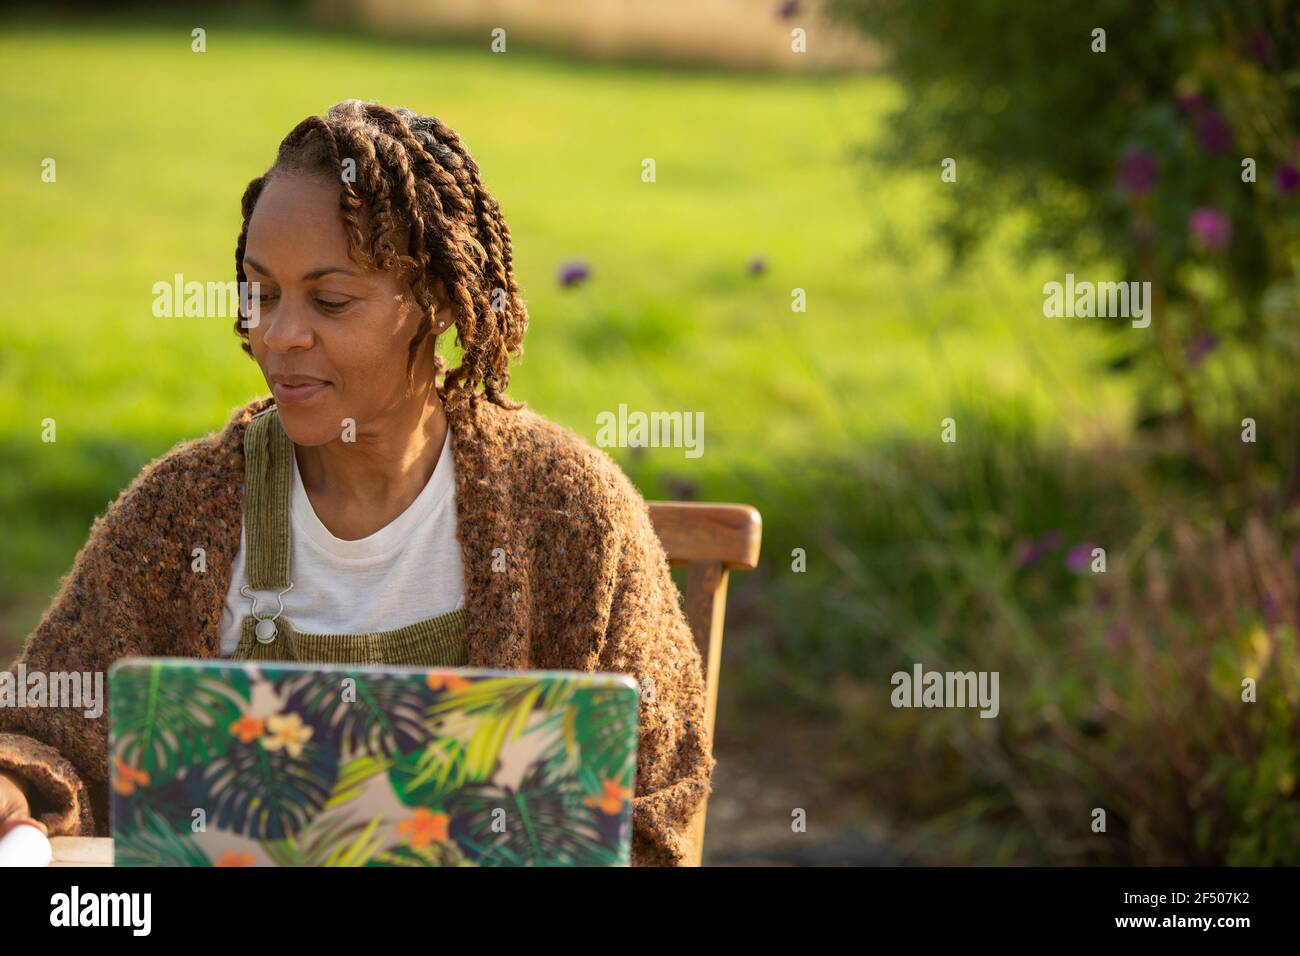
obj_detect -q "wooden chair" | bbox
[51,502,761,868]
[645,501,762,866]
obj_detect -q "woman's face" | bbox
[242,171,441,446]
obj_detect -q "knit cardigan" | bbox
[0,391,715,867]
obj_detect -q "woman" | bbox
[0,101,713,866]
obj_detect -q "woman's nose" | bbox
[261,296,314,352]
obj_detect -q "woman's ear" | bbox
[430,278,456,334]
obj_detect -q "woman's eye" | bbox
[258,291,278,303]
[316,298,349,312]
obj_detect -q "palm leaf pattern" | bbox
[114,804,212,868]
[112,772,208,842]
[448,761,624,867]
[564,687,640,783]
[200,734,337,840]
[324,754,394,810]
[368,841,476,867]
[109,664,248,786]
[389,739,470,807]
[110,660,637,866]
[276,670,431,758]
[263,811,388,867]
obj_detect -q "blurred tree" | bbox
[829,0,1300,486]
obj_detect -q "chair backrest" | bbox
[646,501,762,866]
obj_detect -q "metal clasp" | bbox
[241,582,294,644]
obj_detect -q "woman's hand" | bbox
[0,769,47,836]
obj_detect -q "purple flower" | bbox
[1116,149,1158,196]
[1014,540,1040,567]
[1290,543,1300,569]
[1189,207,1232,250]
[1195,107,1234,153]
[557,260,591,288]
[775,0,800,19]
[1262,591,1279,626]
[1066,541,1098,573]
[1106,621,1130,653]
[663,476,698,500]
[747,255,768,276]
[1246,31,1273,64]
[1185,329,1219,366]
[1016,529,1065,568]
[1275,163,1300,195]
[1175,90,1207,119]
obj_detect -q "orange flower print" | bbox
[426,672,472,693]
[397,808,450,848]
[229,714,265,744]
[216,850,257,867]
[112,755,150,796]
[584,779,633,815]
[261,712,313,758]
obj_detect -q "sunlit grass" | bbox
[0,19,1128,642]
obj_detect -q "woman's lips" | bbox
[272,381,331,404]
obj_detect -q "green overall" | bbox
[231,405,469,666]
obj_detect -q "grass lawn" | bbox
[0,17,1129,652]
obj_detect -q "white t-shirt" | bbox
[218,427,465,657]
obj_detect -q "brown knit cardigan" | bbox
[0,391,715,866]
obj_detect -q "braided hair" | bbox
[234,100,528,411]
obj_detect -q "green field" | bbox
[0,20,1126,652]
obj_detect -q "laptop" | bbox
[108,658,639,866]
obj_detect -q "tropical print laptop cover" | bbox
[108,658,639,866]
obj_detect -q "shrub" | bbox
[827,0,1300,484]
